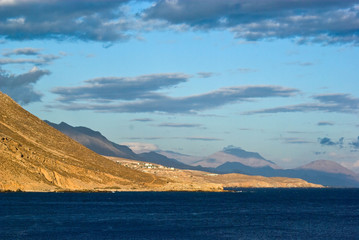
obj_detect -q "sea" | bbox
[1,188,358,239]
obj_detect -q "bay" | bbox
[1,188,358,239]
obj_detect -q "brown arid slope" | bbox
[0,91,221,192]
[107,157,323,189]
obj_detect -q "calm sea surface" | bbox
[1,188,359,239]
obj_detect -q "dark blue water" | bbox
[1,188,359,239]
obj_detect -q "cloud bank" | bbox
[144,0,359,45]
[0,0,358,45]
[0,0,134,42]
[52,73,190,102]
[51,74,298,114]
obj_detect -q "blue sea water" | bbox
[1,188,359,239]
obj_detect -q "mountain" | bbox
[289,160,359,187]
[0,91,221,192]
[215,159,359,188]
[296,160,358,177]
[194,146,280,169]
[45,121,138,160]
[46,121,213,172]
[42,120,358,188]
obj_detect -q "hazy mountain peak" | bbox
[297,160,358,177]
[222,145,266,161]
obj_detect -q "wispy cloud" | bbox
[131,118,153,122]
[245,93,359,115]
[120,142,159,153]
[185,137,222,141]
[282,137,313,144]
[3,47,42,56]
[197,72,217,78]
[0,55,59,66]
[286,61,315,67]
[237,68,257,73]
[0,48,61,66]
[317,121,334,126]
[52,73,191,102]
[158,123,203,128]
[0,67,50,104]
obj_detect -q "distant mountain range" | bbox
[47,121,359,188]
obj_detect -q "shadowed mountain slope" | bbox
[45,121,138,160]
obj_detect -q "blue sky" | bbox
[0,0,358,170]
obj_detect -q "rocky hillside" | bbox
[0,91,221,192]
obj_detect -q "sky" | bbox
[0,0,358,171]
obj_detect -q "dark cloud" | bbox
[158,123,203,128]
[144,0,359,45]
[0,67,50,104]
[319,137,336,146]
[245,93,359,115]
[0,0,133,42]
[318,137,344,148]
[314,151,326,155]
[350,137,359,149]
[51,83,298,114]
[52,73,191,102]
[317,121,334,126]
[1,1,358,45]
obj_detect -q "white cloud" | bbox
[120,142,159,154]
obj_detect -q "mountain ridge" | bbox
[45,120,138,160]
